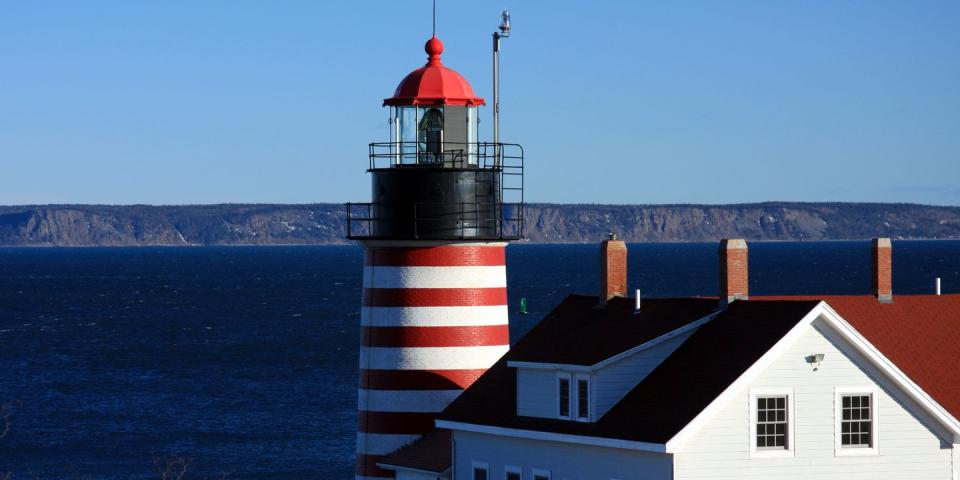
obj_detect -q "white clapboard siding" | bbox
[453,430,671,480]
[594,331,696,417]
[952,446,959,480]
[674,319,954,480]
[517,368,559,418]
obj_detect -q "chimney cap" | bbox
[721,238,748,249]
[873,237,892,248]
[608,232,618,241]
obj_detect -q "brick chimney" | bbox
[872,238,893,303]
[719,239,748,306]
[599,233,627,306]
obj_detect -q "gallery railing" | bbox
[345,201,524,240]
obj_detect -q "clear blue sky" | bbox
[2,1,958,206]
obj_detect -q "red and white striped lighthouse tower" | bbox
[346,33,524,480]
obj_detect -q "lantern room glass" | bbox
[391,105,479,166]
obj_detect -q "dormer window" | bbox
[577,378,590,420]
[558,375,571,419]
[556,372,590,421]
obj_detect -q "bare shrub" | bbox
[152,454,192,480]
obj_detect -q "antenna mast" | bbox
[432,0,436,37]
[493,9,511,166]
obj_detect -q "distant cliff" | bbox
[1,202,959,246]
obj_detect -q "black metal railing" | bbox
[368,143,523,205]
[345,201,524,240]
[348,141,525,240]
[368,141,522,171]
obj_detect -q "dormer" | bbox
[507,296,718,422]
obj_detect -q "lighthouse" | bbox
[347,32,524,480]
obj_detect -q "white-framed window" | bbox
[557,373,571,419]
[472,461,490,480]
[748,387,795,458]
[532,468,551,480]
[835,386,879,456]
[504,465,522,480]
[557,372,591,421]
[576,374,591,421]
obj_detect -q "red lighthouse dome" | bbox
[383,36,486,106]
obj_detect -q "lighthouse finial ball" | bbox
[425,36,444,63]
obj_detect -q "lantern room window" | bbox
[418,107,443,163]
[390,105,479,167]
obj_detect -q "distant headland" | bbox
[0,202,958,246]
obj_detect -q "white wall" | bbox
[517,368,558,418]
[674,318,954,480]
[953,445,959,480]
[453,431,672,480]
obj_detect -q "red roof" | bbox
[383,36,485,107]
[756,294,960,420]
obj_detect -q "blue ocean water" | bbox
[0,241,958,479]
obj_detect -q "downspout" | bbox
[952,444,958,480]
[451,436,457,480]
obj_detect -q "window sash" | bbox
[840,394,873,448]
[577,378,589,419]
[558,376,570,418]
[473,466,488,480]
[756,395,788,450]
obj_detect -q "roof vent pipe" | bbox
[634,289,642,313]
[935,277,941,296]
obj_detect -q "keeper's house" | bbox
[379,237,960,480]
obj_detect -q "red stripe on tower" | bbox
[365,245,506,267]
[359,368,488,390]
[362,287,508,307]
[358,411,439,434]
[361,325,510,347]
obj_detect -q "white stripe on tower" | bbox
[359,345,509,370]
[361,305,509,327]
[362,265,507,288]
[358,389,463,413]
[355,242,509,479]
